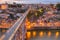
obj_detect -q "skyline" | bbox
[0,0,60,4]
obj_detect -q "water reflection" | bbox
[26,31,31,38]
[39,31,44,37]
[55,32,59,38]
[48,31,51,37]
[32,31,36,37]
[26,30,60,40]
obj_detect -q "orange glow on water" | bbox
[39,31,44,37]
[48,31,51,37]
[32,31,36,37]
[26,32,31,38]
[55,32,59,38]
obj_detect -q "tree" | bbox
[27,10,34,21]
[50,4,54,6]
[56,3,60,11]
[27,10,44,22]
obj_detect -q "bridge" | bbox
[0,8,31,40]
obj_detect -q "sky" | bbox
[0,0,60,4]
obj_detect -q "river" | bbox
[26,30,60,40]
